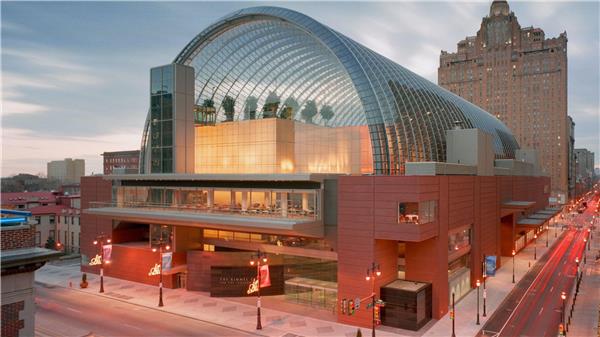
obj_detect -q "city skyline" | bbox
[2,1,599,176]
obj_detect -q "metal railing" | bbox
[89,201,318,221]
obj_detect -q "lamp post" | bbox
[561,291,566,329]
[249,250,267,330]
[93,234,111,293]
[512,249,516,284]
[555,218,558,238]
[451,292,456,337]
[533,233,537,260]
[476,279,481,325]
[575,257,580,281]
[151,236,170,307]
[546,225,549,247]
[366,262,381,337]
[482,254,487,317]
[583,238,587,264]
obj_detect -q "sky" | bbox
[1,0,599,176]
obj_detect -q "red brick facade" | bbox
[337,175,550,327]
[1,301,24,337]
[0,226,35,250]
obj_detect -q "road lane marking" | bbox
[65,307,82,314]
[123,323,143,330]
[550,286,554,293]
[538,307,544,316]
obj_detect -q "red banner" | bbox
[259,265,271,288]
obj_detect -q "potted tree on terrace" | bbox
[222,95,236,122]
[262,91,280,118]
[301,100,318,124]
[244,96,258,120]
[280,97,299,120]
[319,104,334,126]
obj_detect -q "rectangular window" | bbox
[49,230,55,239]
[35,232,41,246]
[49,215,55,224]
[203,244,215,252]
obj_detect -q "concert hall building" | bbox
[81,6,558,331]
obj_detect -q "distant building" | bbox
[567,116,576,199]
[574,148,595,194]
[1,191,81,252]
[102,150,140,175]
[47,158,85,184]
[439,0,568,201]
[1,209,60,337]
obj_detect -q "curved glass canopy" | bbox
[142,6,519,175]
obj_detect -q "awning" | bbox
[502,201,536,209]
[516,218,545,226]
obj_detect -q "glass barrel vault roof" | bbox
[163,6,519,174]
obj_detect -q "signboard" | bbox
[210,265,284,297]
[89,254,102,266]
[355,297,361,310]
[485,255,497,277]
[148,263,160,276]
[102,244,112,263]
[162,252,173,271]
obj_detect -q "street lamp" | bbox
[249,250,267,330]
[366,262,382,337]
[561,291,566,327]
[512,249,516,284]
[451,292,456,337]
[482,254,487,317]
[583,238,587,264]
[476,279,481,325]
[546,225,549,247]
[533,234,537,260]
[93,234,111,293]
[151,237,170,307]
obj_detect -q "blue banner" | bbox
[485,255,497,277]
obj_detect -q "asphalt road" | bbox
[479,198,593,337]
[35,284,257,337]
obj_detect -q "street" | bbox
[479,197,596,337]
[35,284,257,337]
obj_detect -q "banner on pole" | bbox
[259,265,271,288]
[485,255,497,277]
[102,244,112,263]
[162,252,173,271]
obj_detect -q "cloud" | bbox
[1,128,141,176]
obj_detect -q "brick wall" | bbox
[0,226,35,250]
[1,301,24,337]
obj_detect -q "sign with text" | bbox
[148,263,160,276]
[210,265,283,297]
[89,254,102,266]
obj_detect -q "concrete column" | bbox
[302,193,309,211]
[207,189,214,209]
[281,193,288,217]
[264,192,271,208]
[230,191,236,209]
[241,191,248,211]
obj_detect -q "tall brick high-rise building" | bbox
[438,0,568,201]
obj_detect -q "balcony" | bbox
[86,201,323,238]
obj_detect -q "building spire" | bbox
[490,0,510,16]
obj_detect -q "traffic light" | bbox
[449,309,454,320]
[349,300,355,315]
[374,304,381,325]
[559,323,565,336]
[341,299,347,315]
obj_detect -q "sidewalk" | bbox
[422,226,564,337]
[567,227,600,337]
[35,227,567,337]
[35,263,404,337]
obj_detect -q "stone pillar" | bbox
[281,193,288,217]
[241,191,248,211]
[265,192,271,208]
[207,189,214,209]
[230,191,236,209]
[302,193,309,211]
